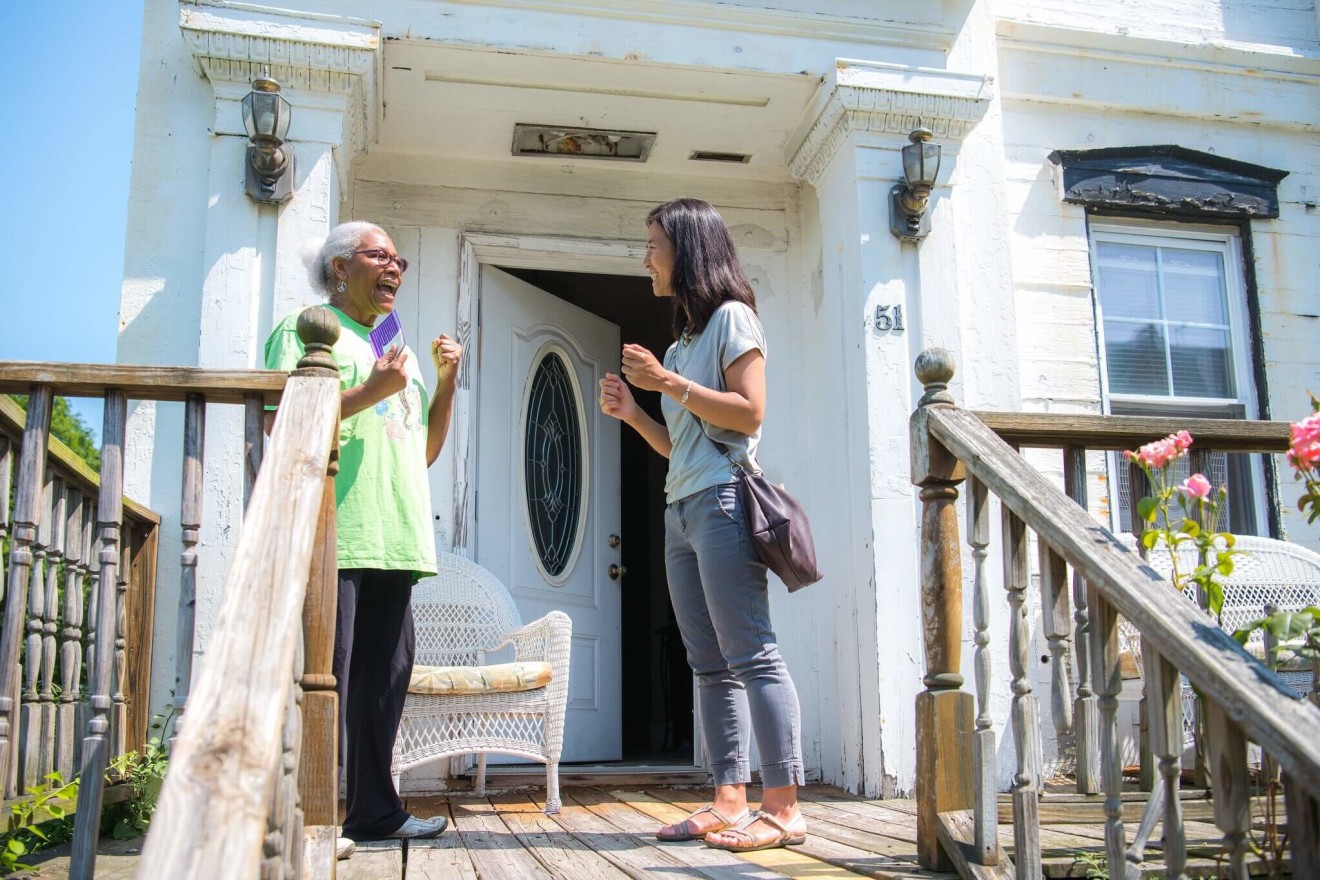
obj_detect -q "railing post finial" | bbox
[915,348,956,408]
[295,307,341,375]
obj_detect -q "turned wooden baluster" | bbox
[55,488,84,780]
[38,478,66,780]
[967,474,997,865]
[112,522,131,765]
[0,386,52,798]
[20,476,54,790]
[0,438,10,603]
[1126,458,1157,793]
[909,349,973,872]
[1003,509,1041,879]
[1039,542,1074,769]
[1187,446,1213,787]
[69,390,127,880]
[1284,773,1320,877]
[78,502,96,771]
[1204,701,1251,878]
[294,307,341,829]
[175,393,205,730]
[1143,648,1187,878]
[1063,447,1099,794]
[245,392,264,509]
[1089,588,1136,880]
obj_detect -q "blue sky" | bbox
[0,4,144,440]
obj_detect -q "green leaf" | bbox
[1232,622,1258,645]
[1265,611,1318,640]
[1180,520,1201,537]
[112,818,139,841]
[1140,530,1160,550]
[1206,581,1225,619]
[1137,497,1158,523]
[1217,558,1235,576]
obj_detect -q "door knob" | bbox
[608,564,628,581]
[608,534,621,548]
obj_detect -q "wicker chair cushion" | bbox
[408,661,554,696]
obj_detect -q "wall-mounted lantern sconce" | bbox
[889,127,942,242]
[241,75,295,204]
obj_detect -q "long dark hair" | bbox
[646,198,757,341]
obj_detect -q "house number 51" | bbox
[874,304,905,332]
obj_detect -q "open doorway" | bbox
[503,267,694,765]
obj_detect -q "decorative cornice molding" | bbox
[442,0,954,52]
[180,5,380,161]
[787,62,993,185]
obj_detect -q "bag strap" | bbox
[701,428,761,478]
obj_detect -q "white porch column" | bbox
[172,7,378,661]
[787,60,997,796]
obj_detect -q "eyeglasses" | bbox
[353,249,409,273]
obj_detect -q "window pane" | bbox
[1096,242,1160,319]
[1170,326,1233,398]
[1104,320,1170,394]
[524,352,583,578]
[1114,449,1245,534]
[1162,248,1227,325]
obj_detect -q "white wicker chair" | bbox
[1118,535,1320,744]
[392,553,572,812]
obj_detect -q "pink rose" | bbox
[1125,431,1193,470]
[1179,473,1213,500]
[1289,412,1320,470]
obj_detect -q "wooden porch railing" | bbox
[0,397,160,797]
[0,306,343,879]
[910,348,1320,880]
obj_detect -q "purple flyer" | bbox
[369,311,406,358]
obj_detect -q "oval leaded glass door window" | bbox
[521,345,588,582]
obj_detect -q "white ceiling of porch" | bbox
[377,40,824,181]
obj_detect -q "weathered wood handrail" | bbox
[932,405,1320,770]
[1,322,338,877]
[911,349,1320,880]
[970,411,1290,453]
[0,363,287,405]
[0,396,161,797]
[138,317,340,878]
[975,406,1292,801]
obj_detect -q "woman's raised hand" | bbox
[364,347,410,397]
[431,333,463,380]
[598,373,639,422]
[620,343,670,392]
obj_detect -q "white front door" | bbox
[476,266,622,763]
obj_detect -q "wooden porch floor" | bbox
[17,783,1254,878]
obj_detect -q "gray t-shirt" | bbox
[660,301,766,503]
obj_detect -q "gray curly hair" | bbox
[306,221,387,296]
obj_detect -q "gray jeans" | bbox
[665,483,805,789]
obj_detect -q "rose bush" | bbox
[1124,431,1239,618]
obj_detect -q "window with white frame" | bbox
[1090,222,1265,535]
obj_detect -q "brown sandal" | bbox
[703,810,807,852]
[655,804,750,842]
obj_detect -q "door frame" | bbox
[449,233,647,560]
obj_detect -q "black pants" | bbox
[336,568,414,840]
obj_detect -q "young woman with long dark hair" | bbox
[598,198,807,852]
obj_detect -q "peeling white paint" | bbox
[120,0,1320,798]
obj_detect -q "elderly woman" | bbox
[598,198,807,853]
[263,221,462,844]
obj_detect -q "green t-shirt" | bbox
[263,306,437,579]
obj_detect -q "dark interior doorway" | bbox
[503,267,694,764]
